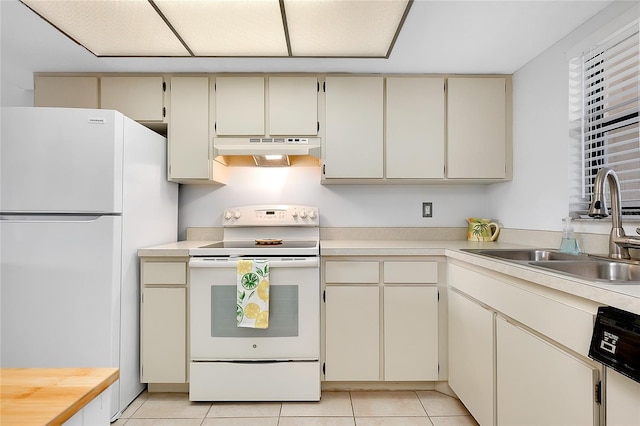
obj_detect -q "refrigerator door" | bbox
[0,107,123,214]
[0,214,122,412]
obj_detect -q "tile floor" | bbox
[113,390,478,426]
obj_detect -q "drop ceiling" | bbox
[19,0,412,58]
[0,0,618,83]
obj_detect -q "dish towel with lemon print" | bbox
[237,259,269,329]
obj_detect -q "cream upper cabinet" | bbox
[386,77,445,179]
[214,76,265,136]
[100,76,165,122]
[447,77,506,179]
[268,76,318,136]
[323,76,384,179]
[168,77,211,182]
[448,288,495,426]
[496,317,599,426]
[34,76,99,109]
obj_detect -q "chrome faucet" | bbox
[588,167,640,259]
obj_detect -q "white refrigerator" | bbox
[0,107,179,420]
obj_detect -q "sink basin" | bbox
[462,248,587,262]
[529,260,640,284]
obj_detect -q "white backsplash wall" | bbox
[178,166,490,240]
[487,1,639,234]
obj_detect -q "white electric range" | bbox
[188,205,321,401]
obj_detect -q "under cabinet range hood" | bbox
[213,137,321,166]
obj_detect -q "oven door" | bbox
[189,256,320,361]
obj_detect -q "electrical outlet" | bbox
[422,202,433,218]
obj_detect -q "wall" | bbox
[178,167,489,240]
[488,1,639,235]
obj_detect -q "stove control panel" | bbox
[223,205,319,227]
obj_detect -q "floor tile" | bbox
[125,420,204,426]
[278,417,356,426]
[350,391,427,417]
[202,417,279,426]
[131,392,211,419]
[120,390,150,418]
[429,416,479,426]
[281,391,353,417]
[356,416,434,425]
[206,401,282,417]
[112,419,128,426]
[416,391,471,417]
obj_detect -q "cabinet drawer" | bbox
[449,262,597,357]
[384,261,438,283]
[325,261,379,283]
[143,262,187,285]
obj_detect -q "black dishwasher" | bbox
[589,306,640,383]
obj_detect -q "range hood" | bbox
[213,137,321,166]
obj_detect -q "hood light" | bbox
[252,154,291,167]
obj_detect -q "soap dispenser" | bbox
[559,216,581,254]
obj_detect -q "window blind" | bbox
[569,19,639,217]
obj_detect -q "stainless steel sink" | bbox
[461,248,640,284]
[530,260,640,284]
[461,248,587,262]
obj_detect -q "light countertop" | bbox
[138,239,640,315]
[0,367,119,426]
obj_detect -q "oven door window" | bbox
[210,285,299,337]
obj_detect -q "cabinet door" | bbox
[269,76,318,135]
[447,77,506,179]
[325,286,380,381]
[386,77,445,178]
[606,368,640,426]
[448,289,495,426]
[100,76,165,121]
[34,76,99,108]
[141,287,186,383]
[215,76,264,135]
[496,317,599,426]
[324,77,384,178]
[168,77,210,180]
[384,286,438,380]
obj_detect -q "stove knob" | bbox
[292,209,298,218]
[233,210,241,219]
[224,210,233,220]
[309,210,317,219]
[300,209,308,218]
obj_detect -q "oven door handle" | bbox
[189,257,319,268]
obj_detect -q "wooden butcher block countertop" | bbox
[1,367,119,425]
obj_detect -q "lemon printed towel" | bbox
[237,259,269,329]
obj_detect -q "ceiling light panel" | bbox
[284,0,410,57]
[154,0,288,56]
[21,0,189,56]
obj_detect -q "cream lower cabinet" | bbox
[325,285,380,381]
[496,316,599,426]
[140,259,188,384]
[448,289,494,426]
[323,258,440,382]
[448,260,602,426]
[606,368,640,426]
